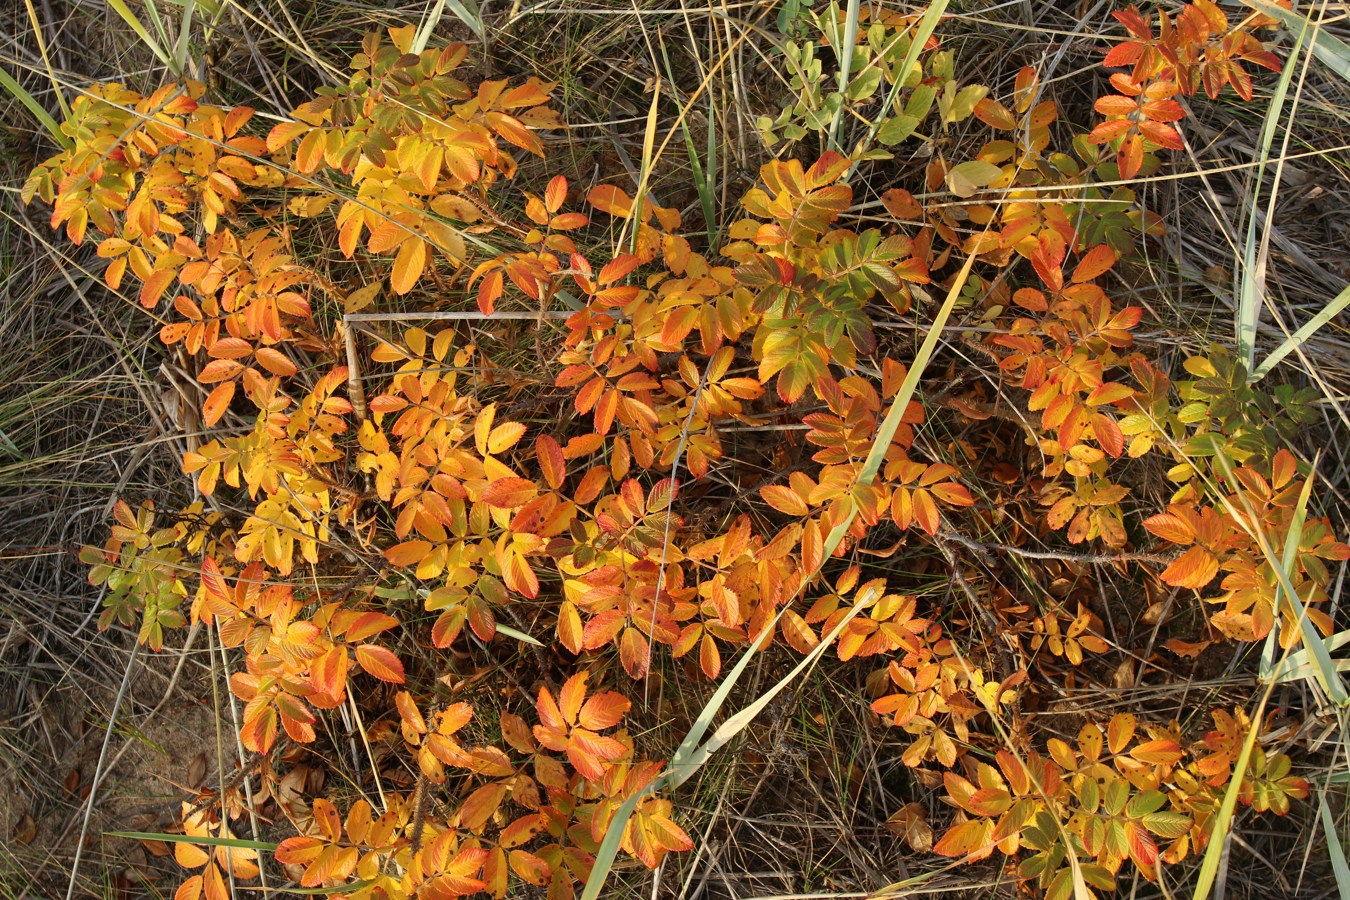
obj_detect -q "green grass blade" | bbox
[172,0,197,76]
[1274,631,1350,684]
[826,0,861,154]
[659,41,716,237]
[494,622,543,646]
[414,0,485,49]
[705,87,717,237]
[275,880,379,895]
[137,0,177,73]
[1251,283,1350,381]
[413,0,447,52]
[445,0,486,41]
[0,63,71,149]
[107,831,278,851]
[106,0,174,71]
[22,0,70,120]
[1319,789,1350,899]
[1235,11,1308,372]
[624,80,662,254]
[1264,468,1349,704]
[1259,448,1312,679]
[670,581,885,781]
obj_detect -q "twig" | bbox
[937,531,1176,567]
[65,640,140,900]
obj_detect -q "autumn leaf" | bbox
[481,477,538,509]
[391,237,427,295]
[355,644,405,683]
[1159,545,1219,590]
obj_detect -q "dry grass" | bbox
[1,0,1348,898]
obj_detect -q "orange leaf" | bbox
[386,540,432,568]
[557,601,583,654]
[355,644,405,683]
[487,421,527,455]
[139,269,175,309]
[881,188,922,220]
[310,647,350,701]
[1162,637,1212,658]
[577,690,630,731]
[1107,712,1136,754]
[509,849,551,886]
[201,381,235,426]
[482,477,538,509]
[1142,513,1193,545]
[536,435,566,490]
[198,358,243,384]
[544,175,567,212]
[1131,739,1184,766]
[1118,132,1145,181]
[1073,244,1117,283]
[267,121,310,152]
[254,347,297,377]
[1092,413,1125,457]
[780,609,819,654]
[933,819,994,858]
[1159,544,1219,589]
[1094,94,1139,117]
[912,489,940,535]
[965,788,1012,817]
[760,484,809,516]
[587,184,634,218]
[930,482,975,507]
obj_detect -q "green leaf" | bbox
[107,831,278,851]
[875,114,921,146]
[857,0,950,171]
[943,83,989,124]
[946,160,1002,198]
[1140,811,1191,839]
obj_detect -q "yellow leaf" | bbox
[390,237,427,295]
[488,421,527,455]
[344,281,381,313]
